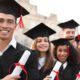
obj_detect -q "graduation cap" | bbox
[52,38,69,46]
[24,23,56,39]
[52,38,70,56]
[52,38,78,65]
[0,0,29,18]
[58,19,79,29]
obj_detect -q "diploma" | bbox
[11,50,31,76]
[76,72,80,80]
[49,61,62,80]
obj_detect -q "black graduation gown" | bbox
[71,64,80,79]
[0,43,39,80]
[39,62,78,80]
[39,66,53,80]
[59,65,74,80]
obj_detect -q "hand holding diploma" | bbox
[49,61,62,80]
[76,72,80,80]
[11,50,31,77]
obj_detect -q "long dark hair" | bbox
[54,42,78,67]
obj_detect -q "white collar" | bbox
[9,36,17,49]
[38,57,46,70]
[62,62,68,69]
[0,36,17,56]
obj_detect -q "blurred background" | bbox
[14,0,80,48]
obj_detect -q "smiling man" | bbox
[58,19,79,48]
[0,0,39,80]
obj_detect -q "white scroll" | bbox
[11,50,31,76]
[49,61,62,80]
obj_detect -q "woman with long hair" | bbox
[24,23,56,80]
[44,38,79,80]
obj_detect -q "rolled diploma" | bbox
[49,61,62,80]
[76,72,80,80]
[11,50,31,76]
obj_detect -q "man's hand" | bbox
[1,74,20,80]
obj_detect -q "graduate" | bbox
[0,0,39,80]
[44,38,79,80]
[58,19,80,64]
[58,19,79,48]
[53,38,79,80]
[24,23,56,80]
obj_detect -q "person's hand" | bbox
[70,40,77,48]
[77,78,80,80]
[43,75,51,80]
[1,74,20,80]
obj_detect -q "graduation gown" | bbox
[39,62,78,80]
[39,66,53,80]
[0,43,39,80]
[39,62,73,80]
[58,61,80,80]
[59,65,74,80]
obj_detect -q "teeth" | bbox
[61,57,66,59]
[0,30,9,34]
[61,56,65,57]
[40,46,47,48]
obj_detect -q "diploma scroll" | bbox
[49,61,62,80]
[76,72,80,80]
[11,50,31,76]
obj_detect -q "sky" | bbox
[30,0,80,33]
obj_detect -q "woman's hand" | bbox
[43,75,51,80]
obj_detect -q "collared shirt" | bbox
[62,62,68,69]
[0,36,17,56]
[38,57,46,70]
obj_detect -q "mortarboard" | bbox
[58,19,79,29]
[51,38,78,65]
[51,38,70,57]
[0,0,29,18]
[51,38,69,46]
[24,23,56,39]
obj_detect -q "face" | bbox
[36,37,49,53]
[63,28,76,39]
[0,13,16,40]
[57,45,69,63]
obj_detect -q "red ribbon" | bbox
[77,35,80,40]
[76,74,80,78]
[18,15,24,28]
[9,63,28,79]
[15,63,28,75]
[52,70,59,80]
